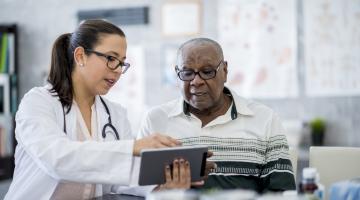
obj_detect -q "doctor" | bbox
[5,19,192,200]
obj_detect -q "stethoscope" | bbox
[62,96,120,140]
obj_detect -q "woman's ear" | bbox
[73,46,86,67]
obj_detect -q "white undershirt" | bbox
[51,102,98,200]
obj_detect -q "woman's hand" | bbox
[133,134,181,156]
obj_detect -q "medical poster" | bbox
[304,0,360,97]
[218,0,298,98]
[105,45,146,134]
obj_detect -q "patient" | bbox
[138,38,296,193]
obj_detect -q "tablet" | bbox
[138,146,208,186]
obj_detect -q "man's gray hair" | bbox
[177,38,224,61]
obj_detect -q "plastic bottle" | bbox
[299,168,318,194]
[299,167,324,200]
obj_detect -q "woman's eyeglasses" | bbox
[85,49,130,73]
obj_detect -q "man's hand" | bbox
[133,134,181,156]
[154,158,199,191]
[191,151,217,189]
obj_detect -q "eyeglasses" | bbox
[85,49,130,73]
[175,60,223,81]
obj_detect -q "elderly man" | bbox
[138,38,296,193]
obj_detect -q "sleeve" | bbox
[259,112,296,193]
[110,108,157,196]
[15,89,135,185]
[110,185,156,197]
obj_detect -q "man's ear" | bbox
[73,46,86,67]
[223,61,228,83]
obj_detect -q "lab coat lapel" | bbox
[95,96,108,141]
[63,102,77,140]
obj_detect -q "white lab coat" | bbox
[4,85,140,199]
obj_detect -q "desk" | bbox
[92,190,305,200]
[92,194,145,200]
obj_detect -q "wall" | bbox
[0,0,359,146]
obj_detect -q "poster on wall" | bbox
[161,0,201,36]
[304,0,360,97]
[218,0,298,98]
[105,45,145,134]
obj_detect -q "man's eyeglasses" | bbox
[85,49,130,73]
[175,60,223,81]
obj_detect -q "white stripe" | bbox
[209,173,254,176]
[209,158,264,163]
[260,169,294,178]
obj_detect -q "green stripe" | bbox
[198,169,295,193]
[211,161,261,175]
[261,159,293,175]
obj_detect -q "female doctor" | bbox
[5,19,193,200]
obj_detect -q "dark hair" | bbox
[48,19,125,113]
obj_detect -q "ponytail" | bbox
[47,19,126,113]
[48,33,74,112]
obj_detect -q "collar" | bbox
[168,87,254,119]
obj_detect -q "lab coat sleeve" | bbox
[111,164,157,197]
[109,108,159,196]
[111,185,156,197]
[15,88,135,185]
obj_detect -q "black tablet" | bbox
[138,146,208,186]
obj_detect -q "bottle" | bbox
[299,168,318,194]
[299,167,324,200]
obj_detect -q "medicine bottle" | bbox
[299,167,318,194]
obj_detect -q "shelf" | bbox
[0,156,14,180]
[0,24,18,180]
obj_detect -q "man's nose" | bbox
[190,73,205,85]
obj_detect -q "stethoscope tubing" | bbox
[62,96,120,140]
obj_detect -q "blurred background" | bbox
[0,0,359,198]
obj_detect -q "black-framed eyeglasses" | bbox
[175,60,223,81]
[85,49,130,73]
